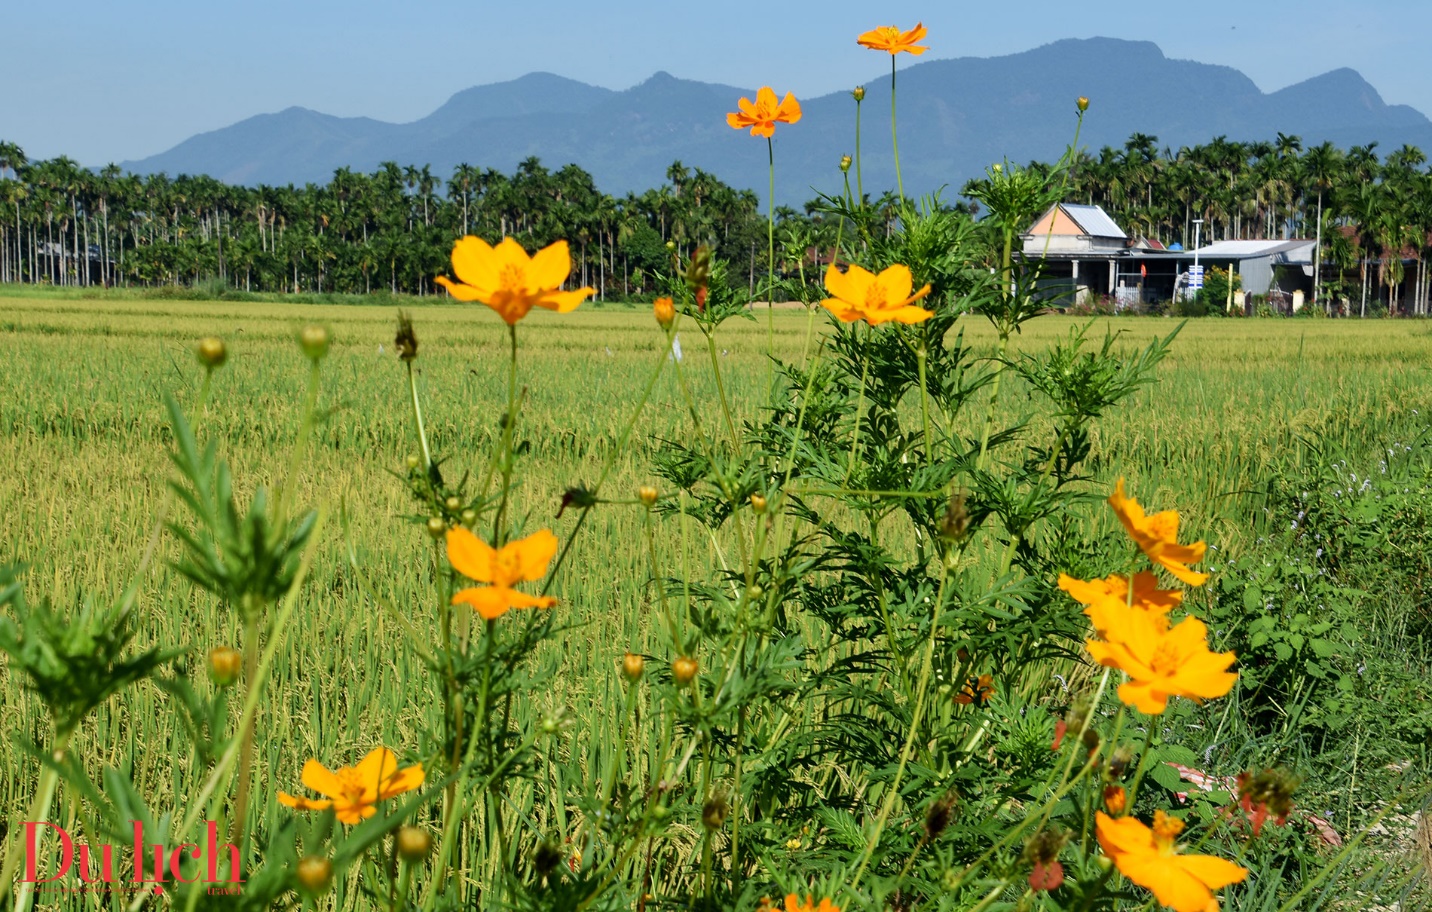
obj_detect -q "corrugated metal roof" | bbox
[1192,240,1315,258]
[1062,204,1127,239]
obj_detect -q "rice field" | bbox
[1,292,1429,909]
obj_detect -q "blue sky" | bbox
[3,0,1428,165]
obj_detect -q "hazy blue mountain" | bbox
[119,38,1432,204]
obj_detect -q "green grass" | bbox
[1,293,1429,907]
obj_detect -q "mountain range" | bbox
[119,37,1432,205]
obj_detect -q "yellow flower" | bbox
[781,895,840,912]
[1108,479,1209,585]
[435,236,594,324]
[278,748,424,824]
[856,23,928,55]
[1085,604,1237,715]
[1097,811,1248,912]
[1059,571,1182,634]
[819,263,933,325]
[726,87,802,138]
[653,296,675,328]
[447,527,559,620]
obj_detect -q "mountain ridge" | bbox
[118,37,1432,204]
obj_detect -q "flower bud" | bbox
[925,791,958,840]
[665,240,676,250]
[672,655,698,686]
[702,794,729,830]
[992,163,1003,174]
[839,155,852,173]
[1107,745,1135,779]
[461,508,478,527]
[295,855,333,895]
[1103,785,1127,815]
[639,485,658,507]
[426,516,446,539]
[623,652,645,681]
[653,297,675,329]
[1081,727,1101,752]
[394,310,419,362]
[298,325,330,361]
[444,496,462,513]
[745,584,763,601]
[397,826,433,862]
[406,454,421,470]
[196,336,227,370]
[1077,96,1090,113]
[749,493,767,513]
[207,646,242,687]
[852,86,866,102]
[939,491,971,543]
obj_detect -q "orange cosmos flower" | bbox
[780,895,840,912]
[435,236,594,324]
[727,87,802,138]
[954,673,994,705]
[447,527,559,620]
[278,748,425,824]
[820,263,933,325]
[856,23,928,55]
[1097,811,1248,912]
[1085,603,1237,715]
[1108,479,1209,585]
[1059,571,1183,636]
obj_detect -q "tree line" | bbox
[2,133,1431,314]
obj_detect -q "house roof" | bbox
[1191,239,1315,259]
[1059,204,1127,239]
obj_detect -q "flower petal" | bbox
[1176,855,1249,891]
[876,263,915,302]
[536,287,595,313]
[354,747,400,800]
[452,585,513,620]
[529,240,573,289]
[435,275,483,301]
[450,236,500,292]
[512,529,559,581]
[300,759,345,800]
[378,763,426,800]
[446,526,496,583]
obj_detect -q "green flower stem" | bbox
[855,96,864,206]
[704,329,742,456]
[405,359,434,479]
[767,135,777,361]
[891,57,905,204]
[4,731,72,912]
[493,324,520,542]
[1123,719,1160,810]
[227,611,262,849]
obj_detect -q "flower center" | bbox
[1151,810,1184,853]
[335,769,370,803]
[492,550,523,586]
[1149,639,1182,676]
[879,26,900,40]
[498,264,526,291]
[863,283,888,309]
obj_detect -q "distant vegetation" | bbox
[1,133,1430,314]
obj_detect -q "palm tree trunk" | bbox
[1313,192,1323,310]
